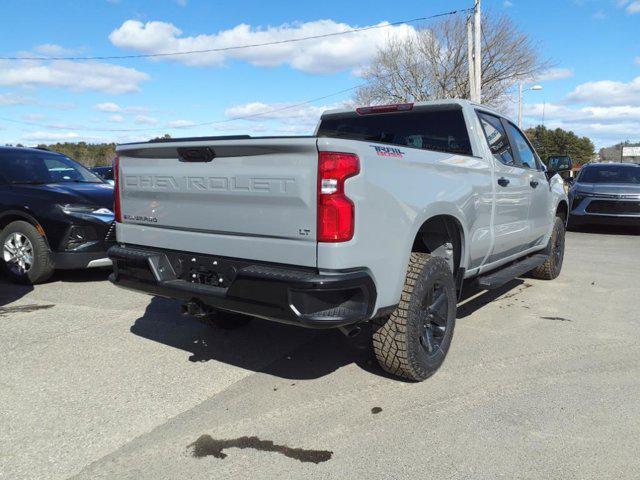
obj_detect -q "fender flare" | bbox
[0,209,50,247]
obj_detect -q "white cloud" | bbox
[22,113,46,121]
[224,101,347,124]
[109,19,415,74]
[95,102,121,112]
[210,122,268,133]
[565,76,640,106]
[0,59,149,94]
[503,1,514,7]
[134,115,158,125]
[523,102,640,147]
[168,119,195,128]
[94,102,149,114]
[21,131,81,142]
[532,68,573,82]
[175,0,187,5]
[45,102,76,110]
[33,44,82,56]
[618,0,640,14]
[592,10,607,19]
[525,103,640,123]
[108,114,124,122]
[636,56,640,65]
[0,92,30,106]
[522,74,640,146]
[274,124,315,134]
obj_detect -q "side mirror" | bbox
[546,156,573,174]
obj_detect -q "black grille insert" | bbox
[586,200,640,215]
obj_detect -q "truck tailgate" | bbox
[116,138,319,267]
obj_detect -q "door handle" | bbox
[497,177,510,187]
[530,180,539,188]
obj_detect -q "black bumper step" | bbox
[108,245,377,328]
[476,254,548,290]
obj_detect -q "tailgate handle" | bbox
[177,147,216,163]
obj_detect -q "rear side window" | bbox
[317,108,472,156]
[477,112,515,166]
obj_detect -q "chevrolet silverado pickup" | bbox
[108,99,570,381]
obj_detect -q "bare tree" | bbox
[355,13,550,109]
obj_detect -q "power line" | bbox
[0,8,471,136]
[0,9,469,61]
[0,83,362,133]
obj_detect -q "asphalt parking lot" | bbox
[1,227,639,480]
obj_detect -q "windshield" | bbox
[578,165,640,184]
[0,150,103,184]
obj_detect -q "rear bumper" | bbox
[108,245,377,328]
[53,251,112,269]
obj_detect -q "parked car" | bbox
[108,99,570,381]
[91,166,114,185]
[0,146,116,284]
[568,163,640,228]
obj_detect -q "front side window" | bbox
[504,122,539,170]
[477,112,515,166]
[0,150,102,185]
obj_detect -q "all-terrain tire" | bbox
[198,311,253,330]
[0,220,54,285]
[372,253,457,382]
[529,216,565,280]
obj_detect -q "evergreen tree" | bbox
[525,125,595,166]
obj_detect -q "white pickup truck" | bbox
[109,99,570,381]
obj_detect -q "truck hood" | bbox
[574,182,640,196]
[13,182,115,208]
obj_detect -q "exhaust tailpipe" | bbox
[181,299,210,318]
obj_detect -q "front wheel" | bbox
[0,220,54,285]
[372,253,457,382]
[529,216,565,280]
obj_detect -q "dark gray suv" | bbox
[568,163,640,227]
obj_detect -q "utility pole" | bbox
[473,0,482,102]
[467,16,476,102]
[517,82,523,127]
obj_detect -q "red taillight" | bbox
[356,103,413,115]
[317,151,359,242]
[113,155,122,222]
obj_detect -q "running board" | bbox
[476,254,548,290]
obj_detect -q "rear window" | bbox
[317,107,472,156]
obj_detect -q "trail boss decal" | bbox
[371,145,405,158]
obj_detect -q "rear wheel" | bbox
[0,221,54,285]
[530,216,565,280]
[372,253,457,381]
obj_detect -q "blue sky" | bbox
[0,0,639,148]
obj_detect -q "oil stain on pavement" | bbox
[540,316,572,322]
[0,304,54,317]
[188,435,333,464]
